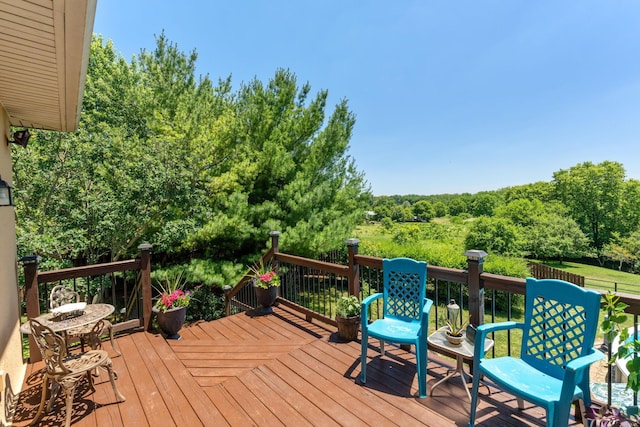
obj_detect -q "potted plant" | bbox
[249,260,281,314]
[152,270,193,340]
[336,295,361,341]
[440,313,469,346]
[586,403,640,426]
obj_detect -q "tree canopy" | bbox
[12,34,370,268]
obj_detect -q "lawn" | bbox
[543,260,639,294]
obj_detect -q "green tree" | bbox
[464,217,519,255]
[470,192,503,217]
[500,181,554,204]
[494,199,546,228]
[433,201,448,217]
[412,200,435,222]
[526,214,589,262]
[449,198,469,216]
[619,179,640,238]
[553,161,626,258]
[603,242,636,271]
[13,34,370,267]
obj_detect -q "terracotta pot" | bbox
[254,285,278,314]
[336,315,360,341]
[153,306,186,340]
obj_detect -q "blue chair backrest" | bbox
[521,277,602,379]
[382,258,427,322]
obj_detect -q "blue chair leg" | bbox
[360,331,368,384]
[548,404,557,427]
[469,368,481,426]
[417,338,426,398]
[551,399,573,427]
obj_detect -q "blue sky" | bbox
[93,1,640,196]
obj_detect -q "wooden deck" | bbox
[13,306,583,426]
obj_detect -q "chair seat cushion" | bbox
[367,318,422,343]
[480,357,582,405]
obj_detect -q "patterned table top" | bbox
[20,303,114,334]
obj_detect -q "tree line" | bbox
[371,161,640,271]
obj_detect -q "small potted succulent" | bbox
[440,313,469,346]
[440,299,469,346]
[336,295,361,341]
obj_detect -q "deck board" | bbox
[14,305,579,426]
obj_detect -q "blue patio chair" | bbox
[360,257,433,398]
[469,277,605,427]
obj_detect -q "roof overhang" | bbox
[0,0,97,133]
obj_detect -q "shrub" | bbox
[186,285,225,322]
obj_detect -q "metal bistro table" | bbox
[427,328,494,401]
[21,303,115,336]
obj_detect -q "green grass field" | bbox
[543,260,639,293]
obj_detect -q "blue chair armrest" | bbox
[361,293,382,321]
[477,320,522,335]
[420,298,433,332]
[565,347,605,373]
[421,298,433,317]
[475,321,524,359]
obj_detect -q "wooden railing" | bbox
[225,233,497,329]
[22,230,640,406]
[22,244,153,362]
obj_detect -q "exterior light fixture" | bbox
[0,177,13,207]
[464,249,488,261]
[9,129,30,148]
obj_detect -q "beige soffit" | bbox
[0,0,97,133]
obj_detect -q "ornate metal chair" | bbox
[469,277,605,427]
[360,257,433,398]
[29,319,125,427]
[49,285,121,356]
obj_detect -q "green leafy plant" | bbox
[596,292,640,427]
[248,261,281,289]
[153,270,193,312]
[336,295,360,318]
[186,285,225,322]
[601,291,640,394]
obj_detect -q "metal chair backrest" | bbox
[49,285,79,309]
[29,319,71,377]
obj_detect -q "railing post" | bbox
[223,285,233,317]
[465,249,488,327]
[270,230,280,255]
[21,255,41,362]
[270,231,281,301]
[138,243,153,331]
[346,238,360,297]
